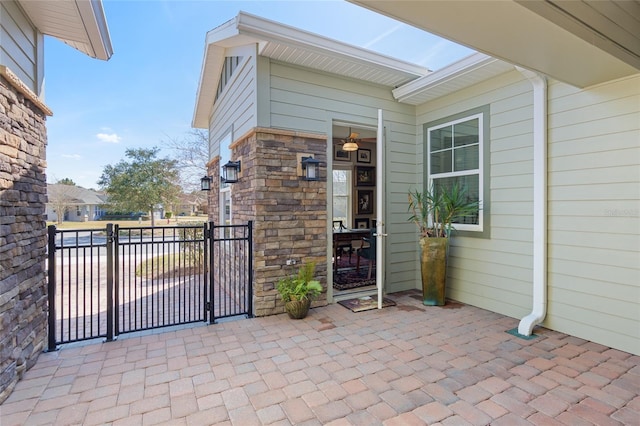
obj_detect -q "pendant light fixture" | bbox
[342,128,359,152]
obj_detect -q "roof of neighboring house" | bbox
[349,0,640,88]
[193,11,430,128]
[47,184,108,205]
[18,0,113,60]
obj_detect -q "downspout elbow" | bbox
[516,67,547,336]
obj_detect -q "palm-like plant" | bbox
[408,182,480,238]
[277,262,322,302]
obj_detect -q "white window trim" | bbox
[333,167,353,229]
[218,130,233,225]
[427,112,483,232]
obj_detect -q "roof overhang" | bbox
[193,11,429,128]
[393,53,515,105]
[349,0,640,88]
[18,0,113,60]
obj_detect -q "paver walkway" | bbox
[1,290,638,425]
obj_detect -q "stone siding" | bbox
[209,128,328,316]
[206,156,220,223]
[0,75,49,403]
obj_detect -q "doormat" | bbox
[333,270,376,291]
[338,296,396,313]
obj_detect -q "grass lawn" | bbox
[47,216,209,230]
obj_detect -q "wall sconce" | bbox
[200,175,212,191]
[300,156,320,181]
[222,160,241,184]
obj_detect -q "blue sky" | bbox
[44,0,473,189]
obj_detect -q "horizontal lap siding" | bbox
[269,61,418,292]
[547,75,640,354]
[0,1,39,93]
[209,55,257,155]
[416,70,535,319]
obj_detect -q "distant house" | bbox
[0,0,112,402]
[193,8,638,355]
[46,184,108,222]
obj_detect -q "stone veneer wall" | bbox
[0,75,49,403]
[206,156,220,223]
[210,128,328,316]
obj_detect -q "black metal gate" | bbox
[47,222,253,349]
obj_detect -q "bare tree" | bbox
[163,129,209,193]
[48,182,77,224]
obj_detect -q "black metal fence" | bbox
[47,222,252,349]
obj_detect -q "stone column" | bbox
[230,128,328,316]
[0,73,50,403]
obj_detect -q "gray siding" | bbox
[0,1,41,94]
[415,70,536,319]
[267,60,419,293]
[546,75,640,354]
[208,54,257,157]
[415,69,639,355]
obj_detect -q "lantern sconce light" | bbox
[300,156,320,181]
[222,160,241,184]
[200,175,212,191]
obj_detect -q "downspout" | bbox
[516,67,548,336]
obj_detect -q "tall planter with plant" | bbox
[276,262,323,319]
[408,183,479,306]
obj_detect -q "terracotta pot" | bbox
[285,299,311,319]
[419,237,448,306]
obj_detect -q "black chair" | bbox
[356,229,376,279]
[333,220,352,262]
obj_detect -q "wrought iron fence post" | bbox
[247,220,254,318]
[203,222,209,323]
[105,223,114,341]
[208,222,215,324]
[46,225,58,352]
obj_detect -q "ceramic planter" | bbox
[284,299,311,319]
[419,237,448,306]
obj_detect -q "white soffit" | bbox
[349,0,640,88]
[19,0,113,60]
[193,11,429,128]
[393,53,514,105]
[235,12,428,87]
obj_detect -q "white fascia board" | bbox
[235,11,428,76]
[192,44,226,128]
[75,0,113,60]
[393,53,504,102]
[193,18,243,128]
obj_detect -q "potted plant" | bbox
[408,182,479,306]
[276,262,323,319]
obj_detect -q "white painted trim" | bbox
[517,67,548,336]
[427,112,484,233]
[376,109,384,309]
[236,12,428,76]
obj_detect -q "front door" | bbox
[329,111,386,306]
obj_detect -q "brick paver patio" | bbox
[1,290,638,425]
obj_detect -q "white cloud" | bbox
[97,133,122,144]
[61,154,82,160]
